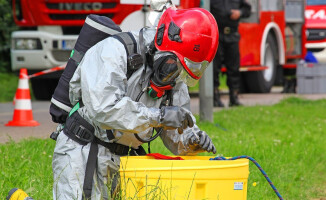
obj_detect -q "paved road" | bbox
[1,90,326,144]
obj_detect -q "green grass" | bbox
[0,72,18,102]
[0,138,54,199]
[1,97,326,199]
[215,97,326,200]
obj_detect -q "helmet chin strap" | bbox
[148,80,174,99]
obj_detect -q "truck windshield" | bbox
[307,0,326,5]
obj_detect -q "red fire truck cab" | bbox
[11,0,306,99]
[236,0,306,93]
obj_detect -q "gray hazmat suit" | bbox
[52,28,213,200]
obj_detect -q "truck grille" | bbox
[46,2,116,21]
[46,3,116,10]
[52,50,71,62]
[307,29,326,41]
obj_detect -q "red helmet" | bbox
[154,7,219,86]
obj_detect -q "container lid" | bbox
[297,63,326,77]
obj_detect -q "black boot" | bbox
[214,88,225,107]
[288,78,296,93]
[282,78,290,93]
[282,77,296,93]
[229,89,242,107]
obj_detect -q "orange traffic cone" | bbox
[6,68,39,126]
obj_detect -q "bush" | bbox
[0,0,18,72]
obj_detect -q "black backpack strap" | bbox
[112,32,137,57]
[70,49,85,65]
[82,141,98,200]
[112,32,144,79]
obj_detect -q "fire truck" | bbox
[11,0,305,99]
[236,0,306,93]
[10,0,200,100]
[305,0,326,63]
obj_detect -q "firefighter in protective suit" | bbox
[52,7,219,200]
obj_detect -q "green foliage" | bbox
[1,97,326,199]
[0,0,18,72]
[0,72,18,102]
[0,72,35,102]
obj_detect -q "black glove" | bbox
[189,131,216,154]
[159,106,194,134]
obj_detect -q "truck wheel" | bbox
[31,78,58,100]
[244,35,278,93]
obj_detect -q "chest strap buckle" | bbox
[74,124,94,143]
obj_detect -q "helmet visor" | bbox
[184,57,209,79]
[157,57,183,84]
[177,68,199,87]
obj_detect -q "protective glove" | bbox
[188,131,216,154]
[159,106,194,134]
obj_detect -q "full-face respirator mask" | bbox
[147,52,182,99]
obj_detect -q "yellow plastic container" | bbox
[120,156,249,200]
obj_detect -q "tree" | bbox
[0,0,18,72]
